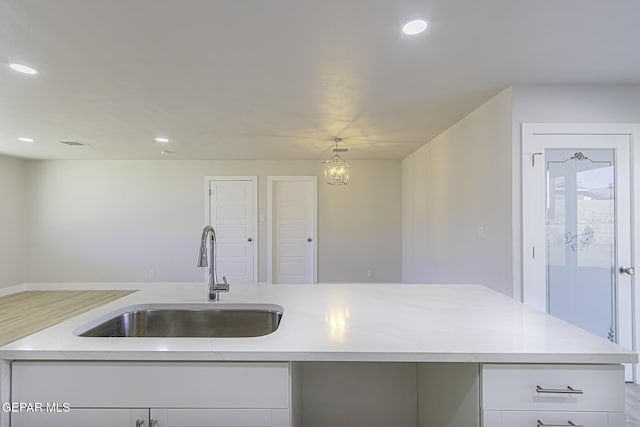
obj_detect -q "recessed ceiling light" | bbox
[8,63,39,75]
[155,137,169,143]
[18,137,34,143]
[402,19,429,35]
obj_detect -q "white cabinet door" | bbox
[151,409,289,427]
[13,408,291,427]
[12,408,148,427]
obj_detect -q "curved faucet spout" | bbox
[200,225,215,242]
[197,225,215,268]
[196,225,229,301]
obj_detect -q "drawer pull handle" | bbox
[535,385,584,394]
[537,420,583,427]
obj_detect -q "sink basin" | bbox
[75,303,283,338]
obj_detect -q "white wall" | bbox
[402,88,513,296]
[511,84,640,300]
[402,84,640,298]
[23,159,401,284]
[0,155,25,289]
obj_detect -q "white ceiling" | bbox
[1,0,639,160]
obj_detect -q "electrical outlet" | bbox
[478,226,486,240]
[367,270,373,278]
[148,269,155,277]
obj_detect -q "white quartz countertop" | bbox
[0,283,636,364]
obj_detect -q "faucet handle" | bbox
[214,276,230,292]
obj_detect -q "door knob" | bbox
[307,238,312,242]
[620,266,635,275]
[248,237,253,242]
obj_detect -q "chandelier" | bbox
[323,137,350,185]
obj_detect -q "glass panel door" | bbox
[546,149,616,341]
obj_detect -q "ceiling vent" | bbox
[59,140,88,147]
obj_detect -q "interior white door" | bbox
[208,178,257,284]
[522,126,634,380]
[269,177,317,284]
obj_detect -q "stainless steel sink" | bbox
[75,304,283,338]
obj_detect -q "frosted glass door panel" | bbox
[546,149,616,341]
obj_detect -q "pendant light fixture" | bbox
[323,137,350,185]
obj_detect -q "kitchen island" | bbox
[0,283,636,427]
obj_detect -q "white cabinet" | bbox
[481,364,625,427]
[151,409,289,427]
[11,362,291,427]
[483,410,625,427]
[12,408,290,427]
[11,409,148,427]
[8,361,629,427]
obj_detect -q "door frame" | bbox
[521,123,640,381]
[266,176,318,284]
[204,176,258,284]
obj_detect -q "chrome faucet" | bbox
[197,225,229,301]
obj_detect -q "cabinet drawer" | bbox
[483,410,625,427]
[482,364,624,412]
[12,361,290,409]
